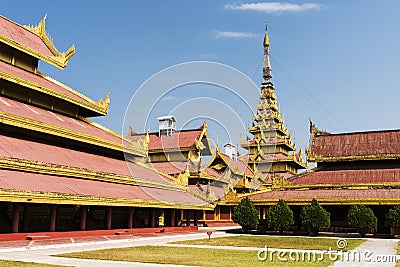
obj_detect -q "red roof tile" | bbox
[130,130,202,151]
[0,135,170,184]
[147,161,187,175]
[311,130,400,158]
[0,16,54,57]
[0,96,120,143]
[291,169,400,185]
[189,184,225,199]
[248,188,400,201]
[205,167,220,177]
[0,169,206,205]
[0,60,90,104]
[221,154,253,176]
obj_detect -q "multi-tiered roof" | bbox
[241,24,307,182]
[0,14,212,212]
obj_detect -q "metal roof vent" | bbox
[156,115,176,136]
[224,143,237,159]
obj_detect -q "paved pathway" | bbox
[332,238,399,267]
[0,230,232,267]
[0,229,398,267]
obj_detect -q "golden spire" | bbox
[263,21,272,81]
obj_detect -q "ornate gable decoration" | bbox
[22,15,75,69]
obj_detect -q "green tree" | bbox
[300,199,330,236]
[385,206,400,233]
[232,197,259,233]
[266,199,294,234]
[346,205,377,237]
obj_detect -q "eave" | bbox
[0,15,75,69]
[0,70,109,117]
[307,154,400,163]
[0,188,214,210]
[0,112,146,157]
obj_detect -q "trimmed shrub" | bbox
[232,197,259,233]
[385,206,400,234]
[301,198,330,236]
[266,199,294,234]
[346,205,377,237]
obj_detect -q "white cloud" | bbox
[215,31,260,38]
[224,2,323,13]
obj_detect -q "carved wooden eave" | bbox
[20,15,75,69]
[0,70,110,116]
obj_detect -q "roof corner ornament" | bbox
[23,14,76,69]
[97,92,110,114]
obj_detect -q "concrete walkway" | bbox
[0,231,233,267]
[0,230,398,267]
[332,238,399,267]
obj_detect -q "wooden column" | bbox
[127,207,134,229]
[170,210,176,227]
[194,211,198,226]
[49,205,57,232]
[22,204,29,232]
[259,206,264,220]
[186,210,191,226]
[80,206,87,231]
[150,209,156,228]
[106,207,112,230]
[11,203,20,233]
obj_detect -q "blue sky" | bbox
[2,1,400,153]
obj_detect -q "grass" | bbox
[0,261,63,267]
[173,235,365,251]
[58,245,335,267]
[396,241,400,267]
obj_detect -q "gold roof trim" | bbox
[0,188,214,210]
[308,154,400,163]
[0,70,109,116]
[0,112,146,157]
[21,14,75,69]
[0,156,195,193]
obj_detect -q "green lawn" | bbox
[396,241,400,267]
[0,261,63,267]
[173,235,365,251]
[58,245,335,267]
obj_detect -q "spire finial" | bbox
[262,20,272,81]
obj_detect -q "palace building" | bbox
[205,24,400,234]
[0,13,398,236]
[0,15,213,234]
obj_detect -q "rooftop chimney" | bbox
[156,115,176,136]
[224,143,237,159]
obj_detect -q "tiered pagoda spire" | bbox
[241,22,307,182]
